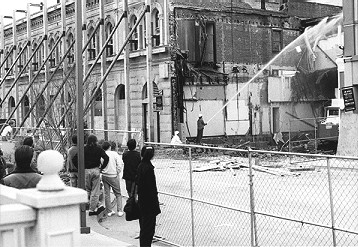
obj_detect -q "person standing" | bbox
[196,113,207,144]
[1,120,15,141]
[80,134,109,216]
[101,141,124,217]
[2,145,42,189]
[66,135,78,187]
[122,139,141,197]
[136,146,161,247]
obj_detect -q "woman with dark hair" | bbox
[136,146,161,247]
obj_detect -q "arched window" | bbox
[49,37,56,67]
[36,95,46,119]
[21,43,28,71]
[67,32,74,64]
[152,8,160,47]
[93,88,102,116]
[21,95,30,119]
[32,42,38,70]
[8,97,15,116]
[38,42,44,69]
[105,22,114,56]
[116,84,125,100]
[5,47,13,75]
[142,82,159,99]
[88,26,96,60]
[129,15,138,51]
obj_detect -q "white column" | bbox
[16,150,87,247]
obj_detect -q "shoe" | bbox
[117,211,124,217]
[88,206,105,216]
[89,211,98,216]
[97,206,105,215]
[107,211,115,217]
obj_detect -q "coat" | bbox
[136,160,161,216]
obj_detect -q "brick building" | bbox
[0,0,341,144]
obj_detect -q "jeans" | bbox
[85,168,101,211]
[102,175,123,212]
[69,172,78,187]
[125,179,136,197]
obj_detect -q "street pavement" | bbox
[80,196,170,247]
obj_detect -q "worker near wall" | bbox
[170,130,182,145]
[196,114,207,144]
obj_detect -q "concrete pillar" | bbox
[15,150,87,247]
[337,0,358,156]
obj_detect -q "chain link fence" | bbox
[147,142,358,246]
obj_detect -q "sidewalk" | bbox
[80,204,140,247]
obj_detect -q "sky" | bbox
[0,0,343,22]
[1,0,58,24]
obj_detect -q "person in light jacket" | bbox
[101,141,124,217]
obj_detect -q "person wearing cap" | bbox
[1,120,15,141]
[2,145,42,189]
[196,113,207,144]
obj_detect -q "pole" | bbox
[248,148,258,246]
[145,1,153,141]
[99,0,108,140]
[75,0,89,234]
[188,147,195,246]
[326,158,337,247]
[123,0,130,143]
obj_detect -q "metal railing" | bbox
[146,142,358,246]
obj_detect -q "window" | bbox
[88,27,97,60]
[67,32,74,64]
[93,88,102,116]
[36,95,46,119]
[272,29,282,53]
[8,97,15,116]
[152,9,160,47]
[21,95,30,119]
[105,22,114,56]
[49,38,56,68]
[32,42,39,71]
[129,15,138,51]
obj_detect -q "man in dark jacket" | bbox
[75,134,109,216]
[66,135,78,187]
[122,139,141,197]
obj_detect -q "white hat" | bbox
[198,113,203,118]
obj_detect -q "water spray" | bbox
[206,13,343,124]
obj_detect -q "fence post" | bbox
[248,148,258,246]
[326,157,337,247]
[188,147,195,247]
[314,120,317,154]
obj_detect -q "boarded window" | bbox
[272,30,282,52]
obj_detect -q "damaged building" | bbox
[0,0,342,144]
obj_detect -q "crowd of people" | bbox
[0,133,161,246]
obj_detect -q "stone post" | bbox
[15,150,87,247]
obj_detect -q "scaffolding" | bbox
[0,0,157,149]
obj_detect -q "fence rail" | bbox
[146,142,358,246]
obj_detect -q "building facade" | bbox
[0,0,342,144]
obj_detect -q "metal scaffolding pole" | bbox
[75,0,89,234]
[145,0,153,141]
[123,0,130,142]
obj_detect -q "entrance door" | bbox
[142,103,148,142]
[273,107,280,133]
